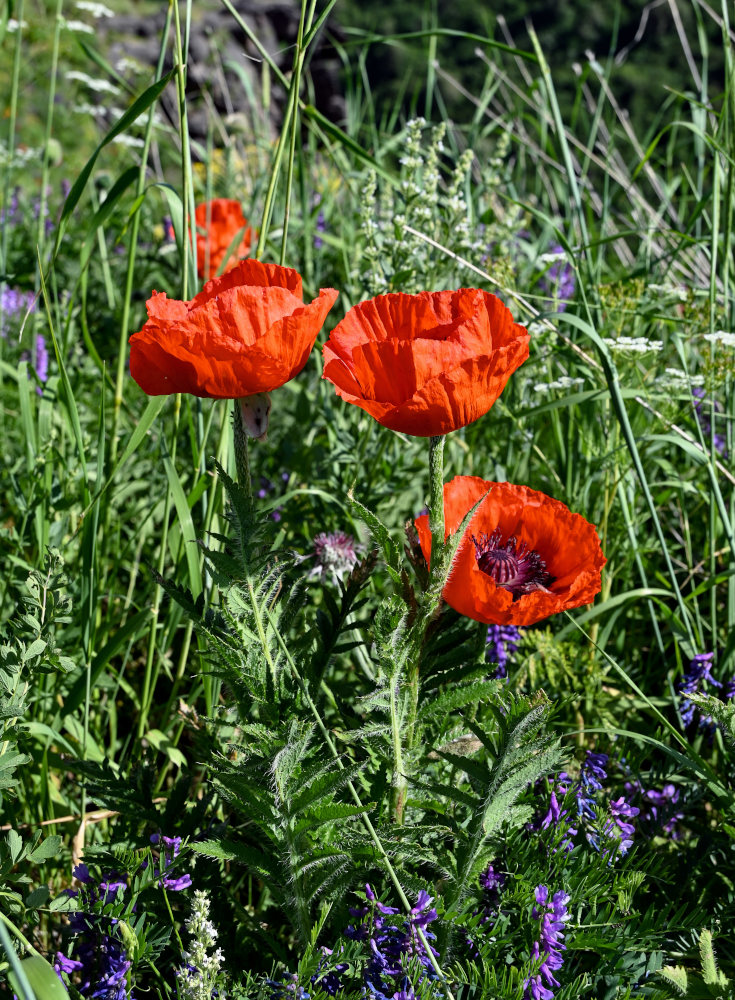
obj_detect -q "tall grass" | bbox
[0,0,734,996]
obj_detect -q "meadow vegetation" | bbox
[1,1,735,998]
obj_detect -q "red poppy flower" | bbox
[415,476,605,626]
[322,288,529,436]
[129,259,339,399]
[195,198,253,279]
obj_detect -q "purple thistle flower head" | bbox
[309,531,361,584]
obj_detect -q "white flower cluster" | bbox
[112,134,145,149]
[603,336,664,354]
[656,367,705,389]
[66,70,121,96]
[62,18,94,33]
[176,891,225,1000]
[703,330,735,349]
[75,0,115,16]
[533,376,585,394]
[647,283,688,302]
[6,18,29,31]
[0,142,41,167]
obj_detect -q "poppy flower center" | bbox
[473,529,554,600]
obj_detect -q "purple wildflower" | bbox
[0,187,21,226]
[149,833,192,891]
[606,797,639,855]
[726,674,735,701]
[486,624,522,679]
[466,863,508,958]
[312,195,326,250]
[0,286,36,338]
[344,884,440,998]
[677,652,719,730]
[309,531,361,584]
[536,773,578,853]
[576,751,608,823]
[692,387,727,457]
[538,245,575,313]
[34,333,48,391]
[525,886,570,1000]
[54,864,133,1000]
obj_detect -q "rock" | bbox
[100,0,345,149]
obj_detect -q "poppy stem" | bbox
[233,401,253,508]
[428,435,446,572]
[393,435,448,825]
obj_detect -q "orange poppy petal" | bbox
[129,262,338,399]
[415,477,605,626]
[195,199,253,279]
[323,288,529,436]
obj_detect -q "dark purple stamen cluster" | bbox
[54,864,134,1000]
[473,530,554,600]
[486,625,522,679]
[525,885,570,1000]
[692,387,728,457]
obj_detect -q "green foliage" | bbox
[658,929,733,999]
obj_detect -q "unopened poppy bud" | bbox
[239,393,271,441]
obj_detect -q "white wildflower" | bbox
[703,330,735,349]
[176,891,225,1000]
[6,18,29,31]
[66,70,121,95]
[657,367,705,389]
[604,336,664,354]
[648,283,688,302]
[534,376,585,394]
[62,18,95,33]
[538,250,567,264]
[111,134,145,148]
[75,0,114,16]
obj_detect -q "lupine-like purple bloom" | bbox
[0,187,21,226]
[314,210,326,250]
[692,387,727,457]
[54,864,134,1000]
[486,624,521,679]
[539,245,575,313]
[149,833,192,891]
[34,333,48,391]
[466,863,508,958]
[525,885,570,1000]
[677,652,719,730]
[576,751,608,823]
[343,884,440,999]
[257,473,288,521]
[624,780,683,839]
[538,773,578,853]
[0,286,36,338]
